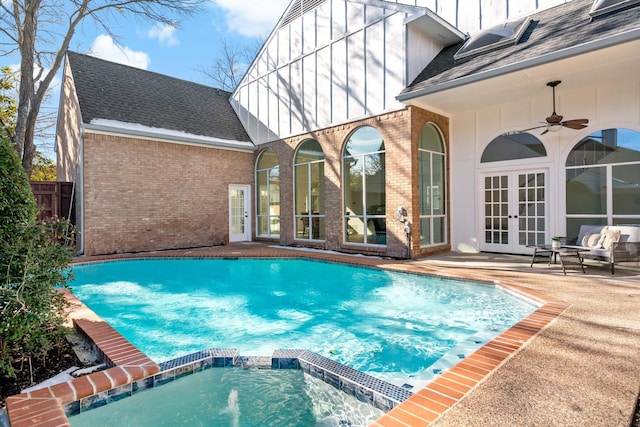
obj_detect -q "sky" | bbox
[68,0,290,83]
[4,0,292,157]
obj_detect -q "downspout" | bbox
[75,126,85,255]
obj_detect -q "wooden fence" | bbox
[30,181,76,225]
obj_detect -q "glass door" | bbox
[482,171,547,254]
[229,185,251,242]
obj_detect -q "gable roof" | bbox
[398,0,640,101]
[66,51,253,149]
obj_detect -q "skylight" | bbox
[454,16,531,60]
[590,0,640,16]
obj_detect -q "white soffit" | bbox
[405,8,465,46]
[401,38,640,115]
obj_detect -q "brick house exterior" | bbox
[57,52,256,256]
[258,107,449,259]
[57,0,640,258]
[80,133,254,255]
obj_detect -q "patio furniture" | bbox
[529,244,586,275]
[573,225,640,274]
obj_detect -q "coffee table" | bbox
[528,244,586,275]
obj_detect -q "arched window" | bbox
[481,132,546,163]
[256,148,280,238]
[565,128,640,238]
[343,126,386,245]
[419,124,446,246]
[294,139,325,240]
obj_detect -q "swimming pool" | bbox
[68,366,384,426]
[70,258,537,387]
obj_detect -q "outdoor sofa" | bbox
[573,225,640,274]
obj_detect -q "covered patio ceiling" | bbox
[398,38,640,116]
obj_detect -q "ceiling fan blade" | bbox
[540,128,550,136]
[518,125,547,132]
[561,119,589,130]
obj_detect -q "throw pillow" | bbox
[598,229,621,250]
[581,233,591,247]
[581,233,602,248]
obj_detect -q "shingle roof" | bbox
[401,0,640,97]
[66,51,252,144]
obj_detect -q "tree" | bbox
[1,64,54,180]
[198,37,263,92]
[0,134,74,378]
[0,0,206,177]
[30,151,57,181]
[0,66,17,141]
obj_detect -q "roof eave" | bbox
[404,7,466,46]
[397,27,640,102]
[82,122,256,153]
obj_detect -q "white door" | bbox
[229,185,251,242]
[481,170,548,254]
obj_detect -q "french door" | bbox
[481,170,547,254]
[229,185,251,242]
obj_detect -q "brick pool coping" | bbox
[4,248,569,426]
[5,291,160,427]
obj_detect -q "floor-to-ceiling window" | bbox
[343,126,386,245]
[256,148,280,238]
[566,128,640,239]
[294,139,325,240]
[419,123,447,247]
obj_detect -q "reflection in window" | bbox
[419,123,446,247]
[565,128,640,239]
[481,132,546,163]
[343,127,386,245]
[256,148,280,238]
[294,139,325,240]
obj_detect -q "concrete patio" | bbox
[410,251,640,426]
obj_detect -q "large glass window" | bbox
[565,128,640,239]
[481,132,547,163]
[294,139,325,240]
[343,126,386,245]
[419,124,447,246]
[256,148,280,238]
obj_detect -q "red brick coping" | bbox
[5,291,160,427]
[4,253,568,427]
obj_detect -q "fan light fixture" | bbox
[519,81,589,135]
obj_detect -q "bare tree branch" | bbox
[197,37,263,92]
[0,0,206,176]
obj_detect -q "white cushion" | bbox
[607,226,640,243]
[597,229,621,250]
[576,225,607,246]
[581,233,601,248]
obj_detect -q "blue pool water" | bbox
[71,258,536,385]
[69,367,384,427]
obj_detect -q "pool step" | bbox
[235,356,272,368]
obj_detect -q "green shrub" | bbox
[0,135,74,378]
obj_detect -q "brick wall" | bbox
[82,132,254,256]
[56,59,82,182]
[256,106,450,259]
[81,105,450,258]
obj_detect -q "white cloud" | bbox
[213,0,290,38]
[147,23,180,46]
[7,62,60,96]
[87,35,150,69]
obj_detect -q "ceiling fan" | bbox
[520,81,589,135]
